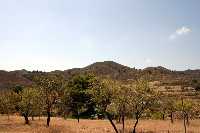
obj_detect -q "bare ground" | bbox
[0,116,200,133]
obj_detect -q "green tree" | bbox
[89,79,119,133]
[18,87,40,124]
[64,74,96,122]
[30,87,44,120]
[176,98,193,133]
[34,74,64,127]
[165,97,177,123]
[130,79,159,133]
[107,84,132,133]
[13,85,23,94]
[0,90,18,120]
[158,95,176,123]
[191,79,200,91]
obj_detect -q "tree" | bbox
[89,78,119,133]
[191,79,200,91]
[165,97,177,123]
[64,74,96,122]
[107,84,132,133]
[13,85,23,94]
[18,87,40,124]
[30,87,44,120]
[176,98,193,133]
[158,95,176,123]
[130,79,159,133]
[34,74,64,127]
[0,90,18,120]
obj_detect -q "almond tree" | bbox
[34,74,64,127]
[30,87,44,120]
[156,94,177,122]
[176,98,193,133]
[107,84,132,133]
[165,96,177,123]
[18,87,40,124]
[0,90,18,120]
[89,79,119,133]
[130,79,159,133]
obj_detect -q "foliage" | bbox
[0,90,19,117]
[13,85,23,94]
[89,79,114,113]
[18,87,41,124]
[63,74,97,121]
[88,78,119,133]
[176,98,194,133]
[129,79,159,133]
[156,95,177,122]
[33,74,64,126]
[176,98,193,115]
[1,69,200,132]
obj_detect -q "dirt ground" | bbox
[0,116,200,133]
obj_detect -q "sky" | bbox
[0,0,200,71]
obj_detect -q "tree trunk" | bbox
[122,105,125,133]
[122,114,125,133]
[183,114,187,133]
[38,109,41,120]
[106,112,118,133]
[47,109,51,127]
[77,114,80,123]
[24,115,29,124]
[77,109,80,123]
[32,116,34,121]
[133,118,139,133]
[170,112,173,124]
[182,98,187,133]
[186,113,189,126]
[117,115,121,123]
[162,113,165,120]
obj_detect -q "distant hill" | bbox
[0,70,32,89]
[0,61,200,89]
[143,66,172,74]
[52,61,138,81]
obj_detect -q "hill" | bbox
[0,70,32,89]
[0,61,200,90]
[50,61,138,81]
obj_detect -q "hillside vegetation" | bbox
[1,61,200,133]
[0,61,200,89]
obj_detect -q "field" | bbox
[0,116,200,133]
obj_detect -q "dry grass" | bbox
[0,116,200,133]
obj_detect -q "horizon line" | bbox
[0,61,199,72]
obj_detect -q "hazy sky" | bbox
[0,0,199,71]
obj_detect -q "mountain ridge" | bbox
[1,61,200,72]
[0,61,200,89]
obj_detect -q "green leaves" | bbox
[89,79,114,113]
[176,98,193,112]
[63,74,96,118]
[18,87,40,117]
[0,90,18,114]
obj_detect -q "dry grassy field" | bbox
[0,116,200,133]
